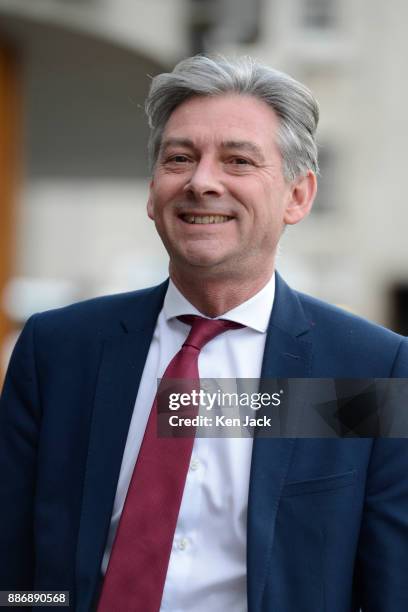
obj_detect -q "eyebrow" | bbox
[160,138,266,162]
[160,138,195,153]
[222,140,265,162]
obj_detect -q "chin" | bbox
[177,246,223,266]
[184,256,223,268]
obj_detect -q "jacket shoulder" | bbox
[295,291,408,376]
[30,281,168,339]
[297,291,401,339]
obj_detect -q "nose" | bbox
[183,158,225,199]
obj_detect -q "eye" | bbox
[225,157,255,172]
[229,157,252,165]
[161,153,193,171]
[168,154,191,163]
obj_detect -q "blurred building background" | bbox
[0,0,407,381]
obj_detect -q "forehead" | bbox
[162,94,281,150]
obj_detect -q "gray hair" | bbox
[145,55,319,181]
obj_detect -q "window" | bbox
[390,285,408,335]
[302,0,337,29]
[189,0,262,53]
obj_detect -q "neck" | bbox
[169,264,275,317]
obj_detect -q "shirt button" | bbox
[190,458,200,471]
[178,537,189,551]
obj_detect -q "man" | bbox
[1,55,408,612]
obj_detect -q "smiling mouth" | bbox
[180,214,233,224]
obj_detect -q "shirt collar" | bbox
[163,273,275,333]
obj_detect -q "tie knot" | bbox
[178,315,244,351]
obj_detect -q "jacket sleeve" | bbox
[356,438,408,610]
[0,316,41,590]
[356,338,408,610]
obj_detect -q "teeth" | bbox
[183,215,231,224]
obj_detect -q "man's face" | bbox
[147,94,315,281]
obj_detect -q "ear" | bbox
[147,180,154,220]
[284,171,317,226]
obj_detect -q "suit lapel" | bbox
[75,283,168,611]
[247,273,312,612]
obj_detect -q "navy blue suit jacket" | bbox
[1,273,408,611]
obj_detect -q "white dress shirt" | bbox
[102,274,275,611]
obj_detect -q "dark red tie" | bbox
[97,315,243,612]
